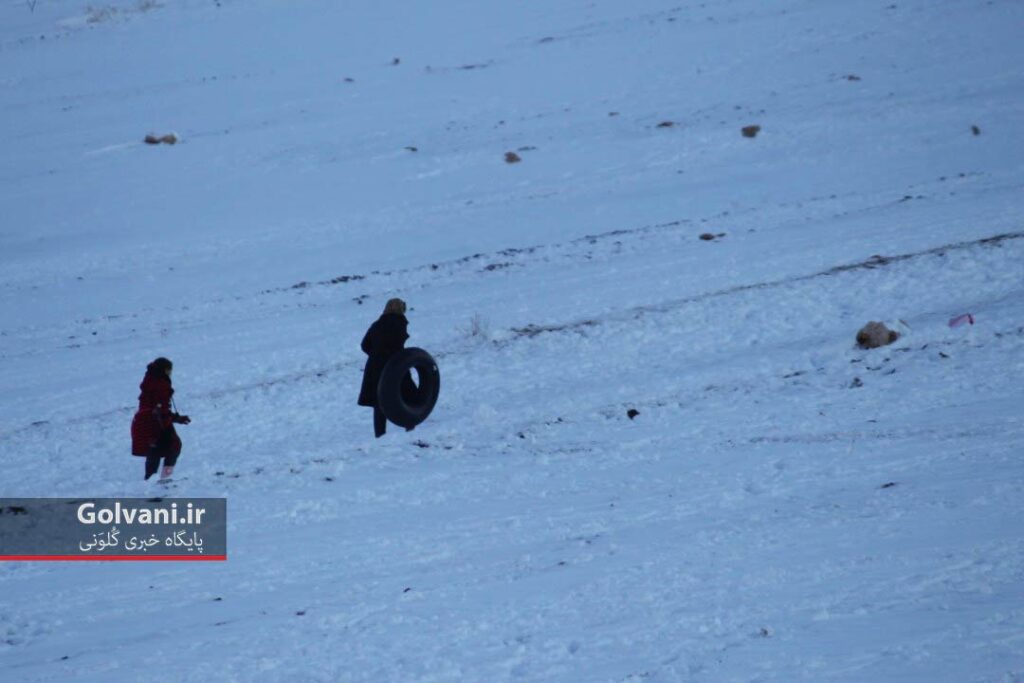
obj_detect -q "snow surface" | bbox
[1,0,1023,680]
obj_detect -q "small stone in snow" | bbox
[144,133,178,145]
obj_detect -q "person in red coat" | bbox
[131,357,191,480]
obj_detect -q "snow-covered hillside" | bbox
[1,0,1022,680]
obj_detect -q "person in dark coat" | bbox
[131,357,191,480]
[358,298,412,438]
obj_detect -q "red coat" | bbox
[131,372,182,456]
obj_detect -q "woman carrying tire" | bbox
[358,298,412,438]
[130,357,191,480]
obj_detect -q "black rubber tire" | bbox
[377,347,440,429]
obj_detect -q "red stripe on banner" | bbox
[0,555,226,561]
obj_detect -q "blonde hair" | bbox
[384,298,407,315]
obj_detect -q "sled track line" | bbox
[267,176,1013,301]
[266,216,695,295]
[508,230,1024,339]
[0,177,978,348]
[0,213,697,355]
[3,231,1020,441]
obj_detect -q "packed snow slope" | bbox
[2,0,1023,680]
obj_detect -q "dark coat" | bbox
[358,313,409,407]
[130,369,182,457]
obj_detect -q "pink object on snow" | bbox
[948,313,975,328]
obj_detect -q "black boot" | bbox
[144,454,161,480]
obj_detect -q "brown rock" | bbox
[144,133,178,145]
[741,125,761,138]
[856,321,899,349]
[504,152,522,164]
